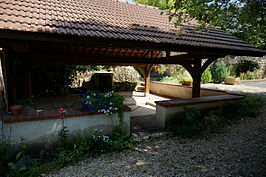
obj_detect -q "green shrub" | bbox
[228,64,238,77]
[113,66,140,83]
[181,77,192,82]
[50,126,134,173]
[222,94,263,119]
[108,128,134,152]
[240,70,262,80]
[0,138,34,177]
[167,94,263,138]
[1,125,135,177]
[0,139,15,176]
[201,69,212,83]
[112,66,140,91]
[210,61,229,83]
[160,76,180,84]
[167,106,217,137]
[180,77,193,86]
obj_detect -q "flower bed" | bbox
[2,91,130,145]
[80,91,124,115]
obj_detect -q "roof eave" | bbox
[0,29,265,57]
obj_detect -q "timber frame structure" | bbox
[0,0,265,112]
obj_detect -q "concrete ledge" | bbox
[156,94,244,129]
[156,94,244,107]
[150,81,229,99]
[3,106,131,123]
[2,112,130,145]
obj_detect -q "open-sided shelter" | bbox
[0,0,265,112]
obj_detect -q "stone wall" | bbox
[2,111,130,145]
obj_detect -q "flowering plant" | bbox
[80,91,124,115]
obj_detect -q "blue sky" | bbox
[121,0,135,2]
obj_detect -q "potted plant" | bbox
[224,76,240,85]
[181,77,192,86]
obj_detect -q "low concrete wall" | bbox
[156,94,244,129]
[2,112,130,145]
[150,81,227,99]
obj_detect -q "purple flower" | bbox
[96,99,100,104]
[80,92,87,96]
[88,107,93,112]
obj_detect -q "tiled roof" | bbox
[0,0,265,56]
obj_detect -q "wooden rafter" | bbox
[201,56,222,74]
[14,51,223,66]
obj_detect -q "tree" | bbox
[135,0,266,49]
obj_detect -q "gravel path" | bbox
[48,84,266,177]
[201,83,266,94]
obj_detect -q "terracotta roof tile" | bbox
[0,0,265,55]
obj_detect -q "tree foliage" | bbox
[135,0,266,49]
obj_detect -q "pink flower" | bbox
[60,107,65,119]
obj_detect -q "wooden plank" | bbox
[126,49,134,56]
[106,48,114,55]
[99,47,107,55]
[136,49,144,57]
[119,48,127,56]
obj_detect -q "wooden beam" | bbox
[201,56,222,74]
[23,52,207,65]
[143,50,151,58]
[0,51,8,113]
[5,53,16,106]
[179,63,194,78]
[133,65,146,76]
[24,59,31,103]
[192,59,202,98]
[144,64,154,96]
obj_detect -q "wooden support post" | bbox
[6,56,16,106]
[0,51,8,113]
[144,72,151,96]
[192,59,202,98]
[144,64,153,96]
[24,59,31,103]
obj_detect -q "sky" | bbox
[120,0,135,2]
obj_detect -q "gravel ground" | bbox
[48,84,266,177]
[201,83,266,93]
